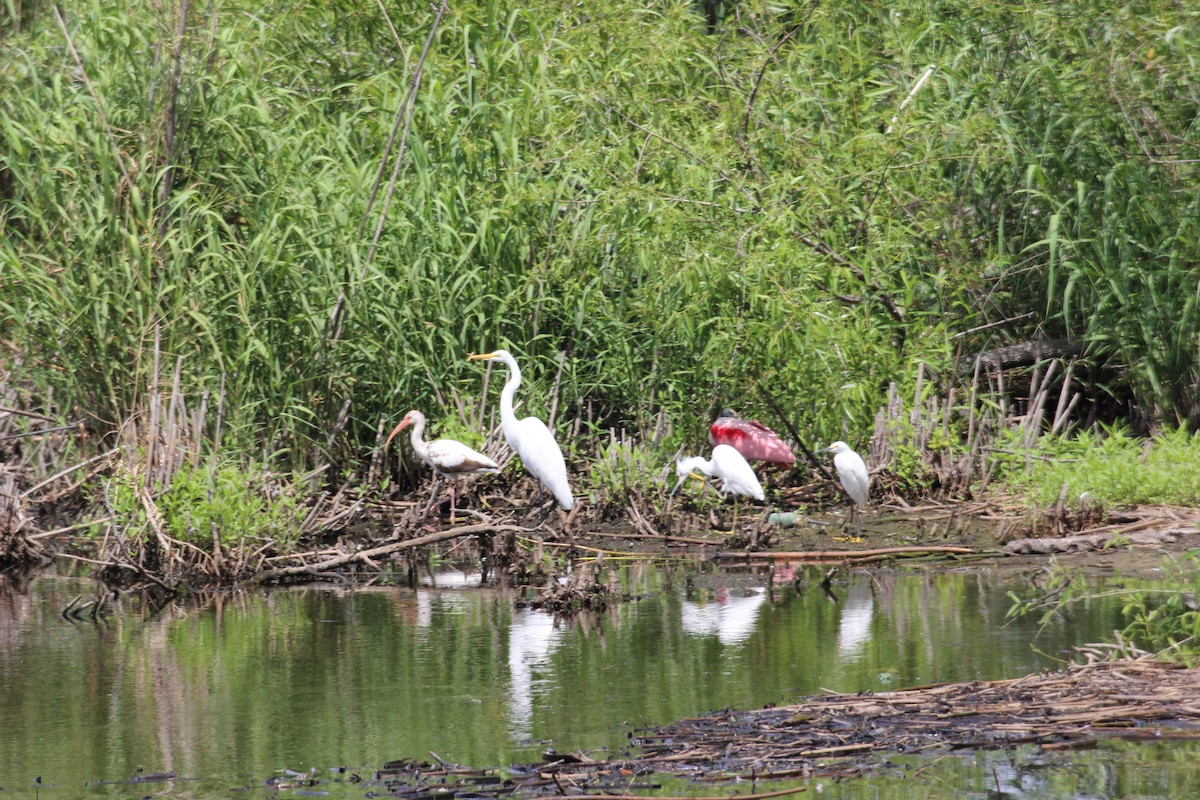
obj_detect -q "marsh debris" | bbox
[351,657,1200,798]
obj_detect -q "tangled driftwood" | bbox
[0,468,42,567]
[625,656,1200,783]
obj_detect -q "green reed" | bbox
[1,0,1197,493]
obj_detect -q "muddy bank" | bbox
[9,477,1200,592]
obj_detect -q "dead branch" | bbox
[255,521,539,584]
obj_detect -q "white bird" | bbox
[672,444,765,500]
[671,444,764,531]
[821,440,869,532]
[467,349,575,511]
[386,409,499,519]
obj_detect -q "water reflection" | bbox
[836,577,875,660]
[0,564,1159,798]
[506,607,563,741]
[680,588,767,645]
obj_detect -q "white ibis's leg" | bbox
[424,475,442,518]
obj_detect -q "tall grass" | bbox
[1,0,1196,488]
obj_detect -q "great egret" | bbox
[672,443,764,531]
[708,409,795,467]
[386,409,499,519]
[467,349,575,511]
[820,440,869,532]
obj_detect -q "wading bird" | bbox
[708,409,795,467]
[820,440,869,533]
[467,349,575,511]
[386,409,499,520]
[671,443,764,531]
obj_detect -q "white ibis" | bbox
[386,409,499,520]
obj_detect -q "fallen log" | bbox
[716,545,979,561]
[961,337,1084,375]
[1003,527,1188,555]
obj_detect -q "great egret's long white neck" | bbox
[496,351,522,445]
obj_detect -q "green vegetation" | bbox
[1,0,1199,629]
[3,0,1196,484]
[1009,553,1200,666]
[96,458,306,583]
[996,426,1200,508]
[1120,556,1200,666]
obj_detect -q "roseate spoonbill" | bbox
[467,349,575,511]
[708,409,795,467]
[819,440,869,532]
[386,409,499,519]
[671,443,764,531]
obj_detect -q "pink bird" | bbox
[708,408,795,467]
[386,409,500,519]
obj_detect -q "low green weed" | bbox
[1119,554,1200,665]
[587,433,671,508]
[997,426,1200,507]
[101,459,305,554]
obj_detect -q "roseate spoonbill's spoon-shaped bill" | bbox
[819,440,869,533]
[467,350,575,512]
[708,409,795,467]
[386,409,500,520]
[671,444,764,531]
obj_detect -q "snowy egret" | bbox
[385,409,499,520]
[671,443,764,531]
[819,440,869,532]
[708,409,795,467]
[467,349,575,511]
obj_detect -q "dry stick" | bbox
[254,521,536,583]
[794,234,906,322]
[547,350,566,432]
[146,325,161,489]
[581,530,714,546]
[0,405,58,423]
[157,0,191,238]
[753,383,835,483]
[1051,358,1080,435]
[742,21,804,139]
[558,789,807,800]
[326,0,448,348]
[54,551,175,593]
[717,545,978,560]
[30,517,114,539]
[21,447,120,500]
[0,421,83,442]
[362,2,444,260]
[885,64,937,134]
[595,97,758,208]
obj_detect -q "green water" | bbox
[0,563,1192,798]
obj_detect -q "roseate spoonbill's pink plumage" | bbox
[708,408,795,467]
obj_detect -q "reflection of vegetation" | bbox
[1119,555,1200,665]
[995,426,1200,507]
[1008,555,1200,664]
